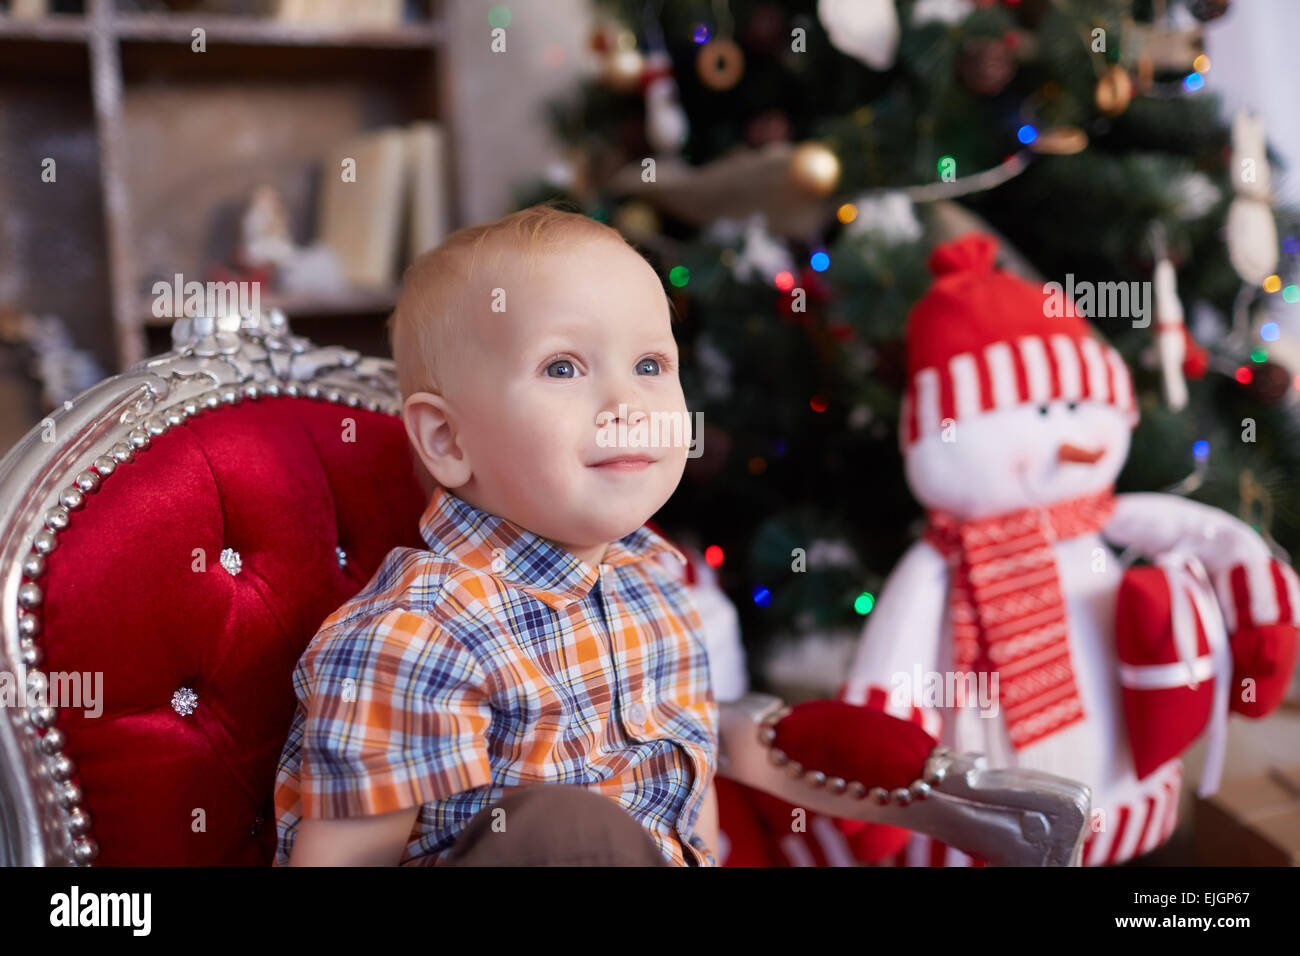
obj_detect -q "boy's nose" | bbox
[596,402,649,427]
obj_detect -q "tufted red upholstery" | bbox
[39,396,428,865]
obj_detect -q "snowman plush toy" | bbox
[824,233,1300,867]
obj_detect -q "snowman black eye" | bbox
[1067,401,1079,411]
[1037,405,1049,416]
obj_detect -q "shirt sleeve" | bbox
[297,607,494,819]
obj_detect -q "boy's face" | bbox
[432,238,690,565]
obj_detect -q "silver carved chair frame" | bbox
[0,311,1091,867]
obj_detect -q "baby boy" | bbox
[271,201,718,866]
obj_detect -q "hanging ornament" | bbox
[818,0,900,71]
[1225,109,1278,286]
[696,0,745,90]
[602,45,645,93]
[959,35,1016,96]
[1190,0,1230,21]
[641,50,689,155]
[1182,329,1209,380]
[697,37,745,90]
[1095,65,1133,116]
[1152,235,1189,410]
[788,141,841,197]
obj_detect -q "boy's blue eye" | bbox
[545,359,576,378]
[636,357,661,375]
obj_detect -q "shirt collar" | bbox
[418,485,687,611]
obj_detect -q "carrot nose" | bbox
[1058,443,1106,464]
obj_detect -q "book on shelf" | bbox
[405,121,449,261]
[316,126,408,289]
[274,0,404,27]
[315,120,449,289]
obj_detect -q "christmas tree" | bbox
[514,0,1300,694]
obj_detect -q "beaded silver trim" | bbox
[219,548,242,576]
[335,546,347,569]
[0,310,403,866]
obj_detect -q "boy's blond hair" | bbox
[388,199,634,403]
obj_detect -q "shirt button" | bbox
[628,701,648,725]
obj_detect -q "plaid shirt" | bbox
[272,485,718,867]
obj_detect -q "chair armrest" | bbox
[717,693,1091,867]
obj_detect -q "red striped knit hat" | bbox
[899,233,1138,450]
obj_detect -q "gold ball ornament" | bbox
[613,201,660,239]
[697,37,745,91]
[602,47,644,93]
[1095,65,1133,116]
[789,142,841,197]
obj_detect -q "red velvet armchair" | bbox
[0,312,1090,866]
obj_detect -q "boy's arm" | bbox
[292,607,494,866]
[290,806,421,866]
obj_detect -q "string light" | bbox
[774,270,794,291]
[1193,440,1210,462]
[1261,321,1280,341]
[1193,54,1211,73]
[810,251,830,272]
[1284,237,1300,254]
[1251,348,1267,363]
[854,592,875,615]
[1263,274,1282,293]
[751,586,771,607]
[1017,124,1038,144]
[1284,286,1299,303]
[704,545,724,567]
[1236,366,1253,384]
[837,203,858,224]
[1183,71,1205,92]
[669,265,690,287]
[809,395,828,412]
[692,23,710,43]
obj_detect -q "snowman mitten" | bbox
[1214,557,1300,718]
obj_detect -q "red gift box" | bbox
[1116,555,1232,786]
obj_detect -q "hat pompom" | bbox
[928,233,999,277]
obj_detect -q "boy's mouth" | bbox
[589,454,657,472]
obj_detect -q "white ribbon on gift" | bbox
[1116,549,1232,798]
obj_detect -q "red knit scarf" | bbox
[924,486,1119,750]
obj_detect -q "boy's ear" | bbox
[402,392,473,489]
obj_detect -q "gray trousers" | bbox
[440,785,670,867]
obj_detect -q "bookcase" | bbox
[0,0,462,374]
